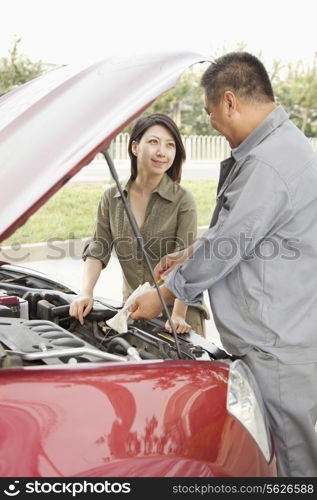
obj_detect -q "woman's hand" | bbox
[69,295,94,325]
[165,315,191,334]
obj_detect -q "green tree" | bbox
[125,43,251,136]
[0,37,44,96]
[148,67,213,135]
[124,67,216,136]
[273,56,317,136]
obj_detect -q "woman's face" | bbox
[131,125,177,177]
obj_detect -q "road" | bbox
[70,159,221,184]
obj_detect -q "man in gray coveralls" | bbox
[130,52,317,477]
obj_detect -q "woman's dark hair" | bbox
[128,113,186,183]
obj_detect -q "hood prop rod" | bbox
[101,148,183,360]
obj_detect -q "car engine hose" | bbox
[107,337,141,359]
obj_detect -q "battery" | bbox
[0,291,29,319]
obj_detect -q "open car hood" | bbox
[0,51,209,242]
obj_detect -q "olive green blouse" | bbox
[83,174,208,317]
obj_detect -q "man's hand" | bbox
[154,249,188,281]
[129,289,163,320]
[69,295,94,325]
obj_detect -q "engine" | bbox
[0,264,229,368]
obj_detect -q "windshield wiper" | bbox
[101,148,183,359]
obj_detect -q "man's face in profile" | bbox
[204,95,227,137]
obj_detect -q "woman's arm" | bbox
[70,188,114,324]
[165,298,190,334]
[80,256,103,296]
[69,257,103,324]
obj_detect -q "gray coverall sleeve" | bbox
[164,159,293,304]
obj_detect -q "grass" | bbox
[183,180,217,226]
[2,180,217,246]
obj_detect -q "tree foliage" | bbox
[127,52,317,137]
[272,56,317,136]
[1,38,316,137]
[0,37,44,96]
[147,68,213,135]
[124,68,215,136]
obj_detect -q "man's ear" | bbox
[131,140,138,156]
[223,91,236,115]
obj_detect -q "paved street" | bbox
[70,159,221,184]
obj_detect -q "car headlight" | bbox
[227,359,272,462]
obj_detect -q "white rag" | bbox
[106,282,152,333]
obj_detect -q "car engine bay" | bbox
[0,264,230,368]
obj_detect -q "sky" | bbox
[1,0,316,69]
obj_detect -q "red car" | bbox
[0,51,276,477]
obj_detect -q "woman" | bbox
[70,113,208,335]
